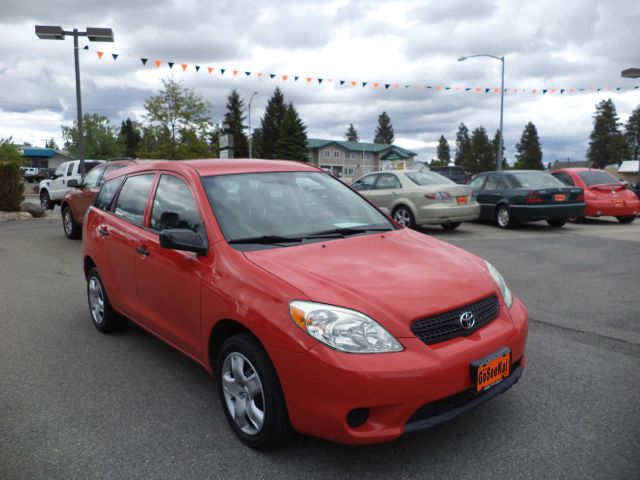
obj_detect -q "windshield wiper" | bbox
[303,226,393,239]
[228,235,304,245]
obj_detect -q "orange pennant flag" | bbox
[233,70,239,76]
[351,81,357,86]
[181,63,188,72]
[257,72,263,78]
[207,67,213,74]
[455,87,460,91]
[97,51,104,59]
[532,89,537,94]
[550,88,557,94]
[393,84,399,89]
[475,87,481,92]
[513,88,518,93]
[154,60,161,68]
[373,83,379,89]
[569,88,575,93]
[306,77,313,83]
[435,85,442,91]
[282,75,288,81]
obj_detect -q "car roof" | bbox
[108,158,320,178]
[551,167,604,173]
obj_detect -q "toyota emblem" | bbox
[459,311,476,329]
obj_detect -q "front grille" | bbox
[411,295,499,345]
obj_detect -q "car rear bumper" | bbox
[416,203,481,225]
[268,297,528,445]
[584,199,640,217]
[509,203,585,221]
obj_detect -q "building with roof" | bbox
[307,138,417,180]
[20,146,72,170]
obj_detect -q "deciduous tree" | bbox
[61,114,123,159]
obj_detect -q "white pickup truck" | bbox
[39,159,104,209]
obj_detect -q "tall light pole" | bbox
[458,54,505,171]
[35,25,114,177]
[247,91,258,159]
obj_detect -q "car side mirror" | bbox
[67,179,81,188]
[159,228,208,256]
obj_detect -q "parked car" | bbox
[351,170,480,230]
[469,170,585,229]
[82,159,528,449]
[550,168,639,223]
[19,167,43,183]
[428,165,469,184]
[39,159,104,210]
[60,160,135,239]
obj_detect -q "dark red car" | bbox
[81,159,529,449]
[60,160,134,238]
[551,168,640,223]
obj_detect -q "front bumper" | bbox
[268,297,528,444]
[416,203,481,225]
[509,203,585,221]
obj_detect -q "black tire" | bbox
[547,219,566,228]
[40,190,54,210]
[495,205,515,229]
[616,216,636,224]
[392,205,416,229]
[87,267,125,333]
[441,222,461,230]
[567,216,585,223]
[62,206,82,239]
[217,333,293,451]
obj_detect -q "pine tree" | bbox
[455,123,473,171]
[624,105,640,160]
[119,118,142,158]
[437,135,451,164]
[514,122,543,170]
[492,130,508,170]
[275,103,308,161]
[223,89,248,158]
[345,124,359,142]
[587,99,629,168]
[374,111,394,144]
[254,87,287,159]
[470,126,494,174]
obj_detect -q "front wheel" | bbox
[62,206,82,239]
[616,216,636,224]
[547,219,566,228]
[40,190,54,210]
[392,206,416,229]
[441,222,461,230]
[217,333,293,450]
[495,205,514,229]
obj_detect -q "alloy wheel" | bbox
[88,276,105,326]
[393,208,411,227]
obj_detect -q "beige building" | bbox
[307,139,417,181]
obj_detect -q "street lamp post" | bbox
[458,54,505,171]
[35,26,114,177]
[247,91,258,159]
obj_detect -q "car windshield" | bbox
[577,170,619,187]
[512,172,564,188]
[202,171,394,249]
[405,171,455,186]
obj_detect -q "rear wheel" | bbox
[62,206,82,239]
[40,190,54,210]
[616,216,636,224]
[217,333,293,450]
[495,205,514,229]
[441,222,461,230]
[568,216,585,223]
[547,219,566,228]
[87,267,125,333]
[392,205,416,228]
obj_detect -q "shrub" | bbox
[0,162,24,211]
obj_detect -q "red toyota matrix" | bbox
[82,159,528,450]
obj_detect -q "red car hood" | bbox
[243,229,499,337]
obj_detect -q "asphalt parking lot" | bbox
[1,217,639,479]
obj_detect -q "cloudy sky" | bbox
[1,0,639,163]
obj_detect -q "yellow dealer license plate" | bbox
[471,348,511,393]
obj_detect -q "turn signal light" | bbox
[425,192,451,200]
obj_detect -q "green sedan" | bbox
[469,170,585,229]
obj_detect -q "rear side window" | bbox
[95,177,125,211]
[83,165,106,189]
[352,174,377,191]
[552,172,575,186]
[375,173,401,189]
[114,174,155,225]
[511,172,564,188]
[150,175,203,232]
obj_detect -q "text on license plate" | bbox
[613,199,624,206]
[473,349,511,393]
[456,196,468,205]
[554,194,566,201]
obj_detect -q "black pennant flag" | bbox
[168,62,175,69]
[195,65,200,72]
[269,73,276,79]
[560,89,565,94]
[485,88,491,93]
[385,84,390,89]
[317,78,323,84]
[141,58,148,66]
[220,68,226,74]
[112,53,119,60]
[465,87,472,91]
[83,45,89,50]
[340,80,346,85]
[362,82,367,88]
[245,71,251,76]
[543,89,548,94]
[294,76,299,81]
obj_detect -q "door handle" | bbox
[136,246,150,257]
[98,226,109,236]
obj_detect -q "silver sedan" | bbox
[351,170,480,229]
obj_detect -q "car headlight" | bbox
[289,301,403,353]
[485,261,513,308]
